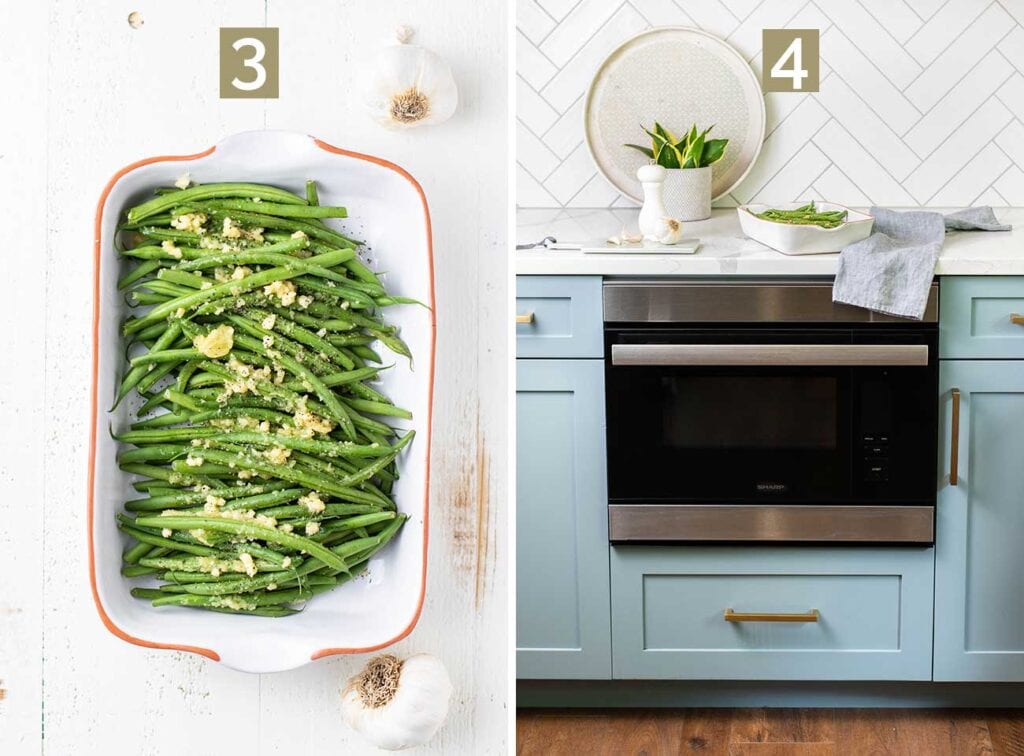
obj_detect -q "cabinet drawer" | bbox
[516,276,602,358]
[611,546,934,681]
[940,277,1024,359]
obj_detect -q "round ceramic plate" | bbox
[584,27,766,203]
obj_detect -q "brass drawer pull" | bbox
[724,608,819,623]
[950,388,961,486]
[515,312,535,325]
[1011,313,1024,326]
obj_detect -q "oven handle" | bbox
[610,343,929,367]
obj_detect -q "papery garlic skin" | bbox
[360,30,458,129]
[342,653,453,751]
[659,218,684,245]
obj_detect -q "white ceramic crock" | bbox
[663,166,712,221]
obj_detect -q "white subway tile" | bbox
[819,27,920,135]
[517,165,561,208]
[518,121,561,180]
[749,143,831,204]
[903,51,1014,160]
[815,1,921,87]
[928,143,1011,206]
[904,4,1014,112]
[812,74,919,181]
[902,98,1013,203]
[518,30,557,90]
[994,166,1024,205]
[904,0,988,66]
[540,4,648,112]
[812,165,872,207]
[812,120,917,205]
[856,0,923,44]
[517,76,559,135]
[545,142,601,205]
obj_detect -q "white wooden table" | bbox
[0,1,507,752]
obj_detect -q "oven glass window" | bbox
[663,376,838,450]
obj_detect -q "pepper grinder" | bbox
[637,164,668,241]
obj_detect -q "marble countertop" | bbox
[516,208,1024,276]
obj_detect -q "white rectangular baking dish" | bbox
[738,202,874,255]
[89,131,434,673]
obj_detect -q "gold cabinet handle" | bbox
[950,388,961,486]
[515,312,535,325]
[1011,313,1024,326]
[724,608,819,623]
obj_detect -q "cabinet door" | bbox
[516,359,611,679]
[935,360,1024,680]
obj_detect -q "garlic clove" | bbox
[607,235,622,246]
[658,217,684,245]
[620,228,643,244]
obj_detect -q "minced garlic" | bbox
[263,446,292,465]
[261,313,277,330]
[238,552,257,577]
[231,266,252,281]
[171,212,207,233]
[161,528,173,538]
[174,172,191,190]
[263,280,297,306]
[299,491,326,514]
[193,324,234,358]
[184,454,205,467]
[222,217,243,239]
[297,295,313,309]
[305,521,321,535]
[161,239,183,259]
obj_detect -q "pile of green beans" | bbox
[114,179,415,617]
[754,202,848,229]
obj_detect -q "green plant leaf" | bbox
[653,122,678,146]
[687,132,705,169]
[701,138,729,166]
[658,143,681,169]
[624,143,655,159]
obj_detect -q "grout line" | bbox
[898,0,1009,105]
[821,27,923,121]
[904,65,1016,166]
[903,0,955,48]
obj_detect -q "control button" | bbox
[864,457,889,482]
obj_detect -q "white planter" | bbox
[663,166,712,221]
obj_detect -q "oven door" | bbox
[605,327,938,511]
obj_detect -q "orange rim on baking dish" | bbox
[88,137,435,663]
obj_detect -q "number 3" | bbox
[232,37,267,92]
[771,37,808,90]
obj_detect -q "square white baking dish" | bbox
[89,131,434,673]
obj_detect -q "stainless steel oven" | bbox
[604,280,938,544]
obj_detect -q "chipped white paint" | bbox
[0,1,507,753]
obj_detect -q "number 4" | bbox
[771,37,808,90]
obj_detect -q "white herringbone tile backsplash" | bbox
[517,0,1024,208]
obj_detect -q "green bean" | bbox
[136,515,348,571]
[190,198,347,219]
[127,182,307,223]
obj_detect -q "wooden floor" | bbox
[517,708,1024,755]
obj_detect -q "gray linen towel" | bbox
[833,207,1011,320]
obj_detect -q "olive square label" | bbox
[762,29,820,93]
[220,27,279,99]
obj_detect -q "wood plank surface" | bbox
[518,709,1024,756]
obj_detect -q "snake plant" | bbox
[625,122,729,170]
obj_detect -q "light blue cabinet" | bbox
[934,359,1024,681]
[516,359,612,679]
[611,546,934,681]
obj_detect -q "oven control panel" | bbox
[863,433,890,483]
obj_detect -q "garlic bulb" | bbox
[360,27,458,129]
[658,218,684,245]
[342,653,453,751]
